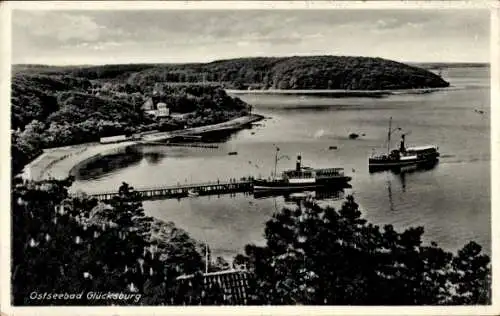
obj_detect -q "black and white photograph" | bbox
[2,0,498,313]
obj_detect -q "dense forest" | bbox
[11,73,249,174]
[14,55,450,90]
[12,179,490,305]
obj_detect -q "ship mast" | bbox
[274,147,279,180]
[386,117,402,154]
[387,117,392,154]
[272,146,289,179]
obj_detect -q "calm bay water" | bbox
[71,67,491,259]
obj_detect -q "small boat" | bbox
[187,189,199,197]
[328,146,338,150]
[349,133,359,139]
[368,117,440,171]
[253,149,351,191]
[228,151,238,156]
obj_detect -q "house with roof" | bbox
[176,268,251,305]
[142,98,170,119]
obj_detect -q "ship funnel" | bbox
[400,135,406,152]
[296,155,302,171]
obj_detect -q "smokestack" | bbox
[296,155,302,171]
[400,135,406,152]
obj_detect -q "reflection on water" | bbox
[75,148,170,180]
[198,130,235,143]
[370,161,439,213]
[395,161,439,192]
[75,151,142,180]
[254,188,347,202]
[143,152,165,164]
[369,160,440,192]
[75,129,240,181]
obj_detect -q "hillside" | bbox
[13,56,450,90]
[11,73,249,174]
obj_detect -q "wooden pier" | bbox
[85,180,253,201]
[139,140,219,149]
[165,143,219,149]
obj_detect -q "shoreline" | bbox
[225,86,458,97]
[21,113,264,182]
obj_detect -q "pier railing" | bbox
[83,179,254,201]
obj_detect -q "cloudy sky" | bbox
[12,9,489,65]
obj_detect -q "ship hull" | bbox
[368,154,439,171]
[253,177,351,191]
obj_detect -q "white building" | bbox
[100,135,128,144]
[156,102,170,117]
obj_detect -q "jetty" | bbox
[140,141,219,149]
[84,179,254,201]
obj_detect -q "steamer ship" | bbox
[253,149,351,191]
[368,117,440,171]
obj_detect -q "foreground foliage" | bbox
[12,179,490,305]
[237,196,491,305]
[12,180,211,305]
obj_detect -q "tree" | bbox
[12,179,206,306]
[450,241,491,304]
[238,196,491,305]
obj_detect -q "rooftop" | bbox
[176,269,251,305]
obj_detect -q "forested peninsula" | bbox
[15,55,450,90]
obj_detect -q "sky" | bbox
[11,9,490,65]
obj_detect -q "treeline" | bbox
[11,73,248,174]
[149,83,248,113]
[14,56,450,90]
[12,180,490,305]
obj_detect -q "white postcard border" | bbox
[1,1,498,315]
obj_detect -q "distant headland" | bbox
[13,55,452,91]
